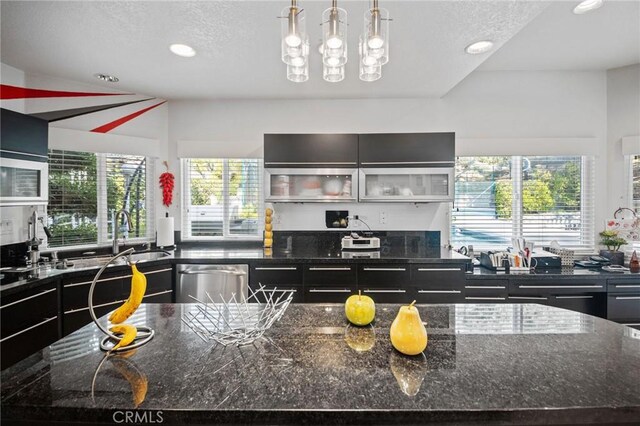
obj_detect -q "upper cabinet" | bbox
[264,134,358,168]
[358,132,455,168]
[0,108,49,162]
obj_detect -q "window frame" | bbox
[46,149,155,250]
[451,155,595,253]
[181,158,263,241]
[627,154,640,252]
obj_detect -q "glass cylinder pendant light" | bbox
[322,0,347,82]
[359,0,389,82]
[282,0,309,82]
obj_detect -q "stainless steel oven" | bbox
[0,158,48,205]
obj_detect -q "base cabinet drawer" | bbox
[63,277,124,311]
[304,265,356,286]
[549,294,604,317]
[410,264,466,289]
[509,281,606,295]
[1,283,58,339]
[142,290,173,303]
[465,282,508,298]
[414,288,463,304]
[607,294,640,322]
[358,265,409,286]
[249,283,304,303]
[607,279,640,293]
[250,265,302,286]
[1,315,58,370]
[360,287,410,303]
[305,286,355,303]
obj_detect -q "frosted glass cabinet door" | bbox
[358,168,453,202]
[265,168,358,202]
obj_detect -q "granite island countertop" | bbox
[2,303,639,425]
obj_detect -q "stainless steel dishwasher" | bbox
[177,264,248,303]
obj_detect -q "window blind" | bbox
[631,155,640,251]
[48,150,99,247]
[452,156,594,251]
[183,158,263,239]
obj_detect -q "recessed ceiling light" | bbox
[573,0,603,15]
[465,40,494,55]
[93,73,119,83]
[169,43,196,57]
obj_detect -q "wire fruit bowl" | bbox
[181,285,295,347]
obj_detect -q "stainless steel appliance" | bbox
[0,158,48,205]
[177,264,248,303]
[341,235,380,250]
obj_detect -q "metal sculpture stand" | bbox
[88,248,154,352]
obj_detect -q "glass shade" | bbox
[287,61,309,83]
[281,5,308,66]
[322,7,348,67]
[362,7,389,66]
[359,36,382,82]
[323,65,345,83]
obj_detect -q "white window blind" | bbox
[47,149,153,248]
[48,150,98,247]
[630,155,640,251]
[183,158,263,239]
[452,155,594,251]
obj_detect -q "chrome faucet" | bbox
[112,209,132,255]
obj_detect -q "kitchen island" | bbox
[2,303,640,425]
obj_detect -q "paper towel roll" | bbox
[156,217,174,247]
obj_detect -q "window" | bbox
[632,155,640,213]
[47,149,153,248]
[452,156,594,251]
[182,158,263,239]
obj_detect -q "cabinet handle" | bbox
[308,289,351,293]
[144,290,173,298]
[465,296,506,300]
[417,268,461,272]
[508,296,548,301]
[64,268,172,288]
[308,267,352,271]
[465,285,506,290]
[255,267,298,271]
[363,267,406,272]
[259,288,297,293]
[518,285,603,289]
[614,285,640,288]
[364,289,406,293]
[0,316,57,343]
[623,322,640,326]
[615,296,640,300]
[65,298,125,314]
[361,161,453,165]
[554,295,594,299]
[0,288,56,310]
[418,290,461,294]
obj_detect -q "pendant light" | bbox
[281,0,309,82]
[359,0,389,82]
[322,0,347,82]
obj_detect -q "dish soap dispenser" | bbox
[630,250,639,273]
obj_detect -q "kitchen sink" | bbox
[127,251,171,262]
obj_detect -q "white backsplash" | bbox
[0,204,47,246]
[269,202,450,242]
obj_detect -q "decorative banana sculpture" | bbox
[110,324,138,350]
[109,264,147,324]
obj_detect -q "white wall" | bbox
[168,70,608,242]
[607,64,640,211]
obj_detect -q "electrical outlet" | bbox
[379,211,387,225]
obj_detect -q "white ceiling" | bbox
[1,1,638,100]
[480,0,640,71]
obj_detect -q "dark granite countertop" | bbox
[2,303,639,425]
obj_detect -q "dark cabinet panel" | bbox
[607,278,640,293]
[465,279,508,299]
[0,108,49,161]
[358,133,454,167]
[410,264,465,289]
[249,282,304,303]
[607,294,640,323]
[63,275,125,311]
[358,264,409,286]
[250,264,303,286]
[264,134,358,167]
[549,294,605,317]
[360,287,411,303]
[509,279,606,295]
[0,315,58,370]
[305,286,355,303]
[414,288,463,304]
[304,264,357,286]
[1,282,58,338]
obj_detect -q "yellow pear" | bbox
[389,301,428,356]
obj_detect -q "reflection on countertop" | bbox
[2,303,639,425]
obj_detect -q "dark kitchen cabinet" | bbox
[0,108,49,162]
[358,264,409,286]
[358,133,455,168]
[464,278,509,302]
[607,277,640,327]
[303,264,357,302]
[549,294,605,317]
[410,264,466,303]
[62,264,173,336]
[264,134,358,168]
[250,264,304,303]
[1,281,60,370]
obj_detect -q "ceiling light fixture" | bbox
[281,0,309,82]
[169,43,196,57]
[359,0,390,82]
[465,40,494,55]
[573,0,603,15]
[322,0,347,82]
[94,73,119,83]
